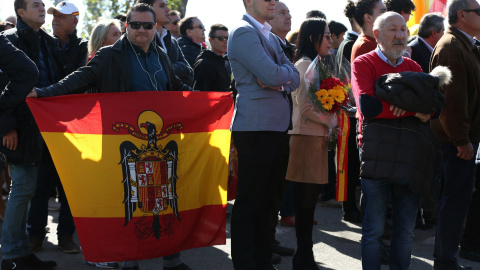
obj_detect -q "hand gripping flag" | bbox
[27,91,234,262]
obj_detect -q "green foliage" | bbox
[81,0,188,39]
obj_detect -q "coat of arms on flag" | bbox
[115,110,183,240]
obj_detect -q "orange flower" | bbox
[321,97,334,110]
[331,89,345,103]
[315,89,328,100]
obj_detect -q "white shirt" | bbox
[156,28,168,53]
[456,27,476,46]
[375,46,404,67]
[418,36,434,52]
[244,13,272,40]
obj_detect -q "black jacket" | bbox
[37,35,192,97]
[55,31,88,77]
[408,36,432,73]
[336,31,359,65]
[177,35,203,68]
[1,18,63,165]
[0,35,39,113]
[155,29,193,86]
[278,37,295,63]
[361,71,444,211]
[193,50,231,92]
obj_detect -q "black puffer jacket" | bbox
[361,71,445,211]
[1,18,63,165]
[375,71,445,114]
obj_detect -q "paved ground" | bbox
[1,199,480,270]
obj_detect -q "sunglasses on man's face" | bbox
[192,24,205,30]
[172,20,180,25]
[128,21,155,30]
[214,36,229,41]
[463,8,480,16]
[264,0,280,2]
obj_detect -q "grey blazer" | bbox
[227,15,300,132]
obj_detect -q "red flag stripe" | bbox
[27,91,234,135]
[76,204,227,262]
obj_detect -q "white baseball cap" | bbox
[47,1,80,19]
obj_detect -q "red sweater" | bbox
[350,34,377,63]
[351,50,422,145]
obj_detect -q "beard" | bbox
[378,33,407,61]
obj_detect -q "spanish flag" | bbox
[27,91,234,262]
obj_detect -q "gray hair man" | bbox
[431,0,480,269]
[352,11,439,270]
[408,13,445,72]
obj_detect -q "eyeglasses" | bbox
[128,21,155,30]
[172,20,180,25]
[264,0,280,2]
[463,8,480,16]
[192,24,205,30]
[214,36,228,41]
[403,11,413,20]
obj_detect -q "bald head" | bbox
[373,12,408,64]
[373,11,405,32]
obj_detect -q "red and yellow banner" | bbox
[336,110,350,202]
[27,91,234,262]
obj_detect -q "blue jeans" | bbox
[361,178,419,270]
[434,142,478,269]
[1,164,38,260]
[28,157,75,238]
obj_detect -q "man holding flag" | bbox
[29,3,191,97]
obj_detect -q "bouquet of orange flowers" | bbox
[305,56,350,130]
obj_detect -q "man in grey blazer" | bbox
[227,0,300,269]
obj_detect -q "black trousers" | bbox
[461,163,480,249]
[231,131,287,270]
[344,117,360,211]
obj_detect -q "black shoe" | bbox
[22,254,56,269]
[273,240,295,256]
[460,247,480,263]
[432,264,472,270]
[2,258,32,270]
[343,208,363,223]
[2,254,56,270]
[292,250,320,270]
[122,267,139,270]
[271,253,281,264]
[163,263,192,270]
[58,235,81,254]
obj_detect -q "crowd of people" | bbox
[0,0,480,269]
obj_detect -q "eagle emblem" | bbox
[114,110,183,240]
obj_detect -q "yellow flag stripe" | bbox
[42,130,231,218]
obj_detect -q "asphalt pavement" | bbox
[1,198,479,270]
